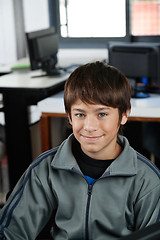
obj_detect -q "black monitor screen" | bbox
[108,42,160,88]
[26,27,59,76]
[109,46,151,78]
[36,34,58,59]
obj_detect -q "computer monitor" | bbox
[26,27,60,76]
[108,42,160,94]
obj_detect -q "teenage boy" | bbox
[0,61,160,240]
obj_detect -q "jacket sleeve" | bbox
[0,159,56,240]
[134,183,160,230]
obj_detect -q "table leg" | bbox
[3,93,32,189]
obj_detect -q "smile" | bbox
[81,135,103,142]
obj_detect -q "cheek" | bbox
[71,120,83,132]
[101,119,119,132]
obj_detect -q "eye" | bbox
[75,113,85,118]
[98,113,107,118]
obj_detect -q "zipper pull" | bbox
[88,184,92,196]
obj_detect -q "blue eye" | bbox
[76,113,85,118]
[98,113,107,117]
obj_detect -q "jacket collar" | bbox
[51,134,137,176]
[51,134,80,171]
[104,135,137,177]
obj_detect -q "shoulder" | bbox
[120,135,160,176]
[133,152,160,208]
[131,151,160,201]
[136,151,160,180]
[31,134,74,173]
[36,147,59,164]
[118,135,160,181]
[29,147,59,178]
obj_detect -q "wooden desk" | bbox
[38,92,160,152]
[0,71,70,188]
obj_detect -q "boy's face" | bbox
[69,100,129,160]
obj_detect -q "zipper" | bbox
[85,184,93,240]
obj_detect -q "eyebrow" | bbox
[72,108,85,112]
[95,107,111,112]
[72,107,111,112]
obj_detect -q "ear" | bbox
[121,109,130,125]
[67,113,72,126]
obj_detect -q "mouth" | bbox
[81,135,103,142]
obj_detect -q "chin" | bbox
[83,147,99,155]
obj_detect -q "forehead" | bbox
[71,99,117,112]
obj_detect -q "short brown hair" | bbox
[64,61,131,133]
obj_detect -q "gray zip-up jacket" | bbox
[0,134,160,240]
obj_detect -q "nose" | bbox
[84,116,98,132]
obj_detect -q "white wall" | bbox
[0,0,49,65]
[0,0,17,64]
[23,0,49,32]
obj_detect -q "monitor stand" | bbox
[46,67,62,76]
[129,78,150,98]
[135,92,150,98]
[30,67,63,78]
